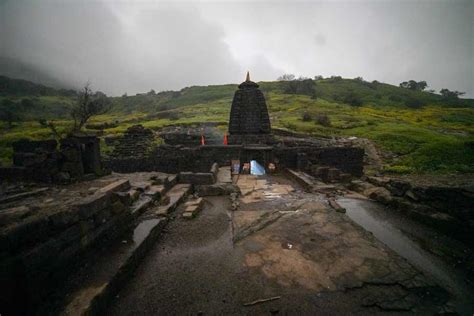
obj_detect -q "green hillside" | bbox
[1,76,473,174]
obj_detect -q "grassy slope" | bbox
[1,79,473,174]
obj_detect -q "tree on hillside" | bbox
[399,80,427,91]
[0,99,21,128]
[283,79,316,98]
[440,88,465,100]
[314,75,323,80]
[277,74,296,81]
[71,83,112,133]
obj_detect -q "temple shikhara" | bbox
[228,72,273,145]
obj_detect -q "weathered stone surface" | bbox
[179,172,215,185]
[195,183,240,196]
[144,185,166,200]
[0,206,33,227]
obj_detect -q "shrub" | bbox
[301,112,312,122]
[389,95,402,102]
[404,97,425,108]
[343,92,363,106]
[315,114,331,127]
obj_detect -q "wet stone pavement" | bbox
[110,175,453,315]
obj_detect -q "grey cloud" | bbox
[1,0,472,97]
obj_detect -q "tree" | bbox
[0,99,21,128]
[315,114,331,126]
[342,91,363,106]
[277,74,295,81]
[20,98,35,108]
[399,80,427,91]
[71,83,112,133]
[314,75,323,80]
[440,88,465,99]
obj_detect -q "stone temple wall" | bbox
[105,145,364,177]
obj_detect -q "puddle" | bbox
[338,197,474,315]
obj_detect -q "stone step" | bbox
[57,215,168,316]
[285,168,314,192]
[146,184,192,217]
[182,197,204,219]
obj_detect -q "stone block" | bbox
[144,185,166,200]
[74,192,111,220]
[98,179,130,194]
[113,191,131,206]
[110,200,127,214]
[128,189,140,201]
[48,210,80,230]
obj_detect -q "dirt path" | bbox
[109,175,452,315]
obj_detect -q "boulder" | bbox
[365,187,393,204]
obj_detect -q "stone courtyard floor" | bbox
[109,174,453,315]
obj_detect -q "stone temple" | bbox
[228,72,273,144]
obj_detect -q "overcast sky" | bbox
[1,0,472,97]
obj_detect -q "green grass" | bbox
[1,78,473,173]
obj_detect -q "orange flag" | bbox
[201,135,205,145]
[223,133,228,145]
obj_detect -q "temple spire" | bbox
[246,71,250,82]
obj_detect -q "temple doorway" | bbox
[250,160,265,175]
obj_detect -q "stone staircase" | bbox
[46,175,191,316]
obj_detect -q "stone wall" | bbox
[0,180,132,314]
[111,125,155,159]
[0,136,103,183]
[106,144,364,177]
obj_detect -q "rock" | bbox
[328,199,346,213]
[405,190,419,201]
[365,187,393,204]
[349,180,375,193]
[388,179,411,196]
[367,176,390,187]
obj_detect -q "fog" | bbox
[1,0,472,97]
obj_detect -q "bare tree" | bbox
[71,83,112,133]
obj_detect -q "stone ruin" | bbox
[0,135,103,183]
[110,124,155,159]
[105,73,365,180]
